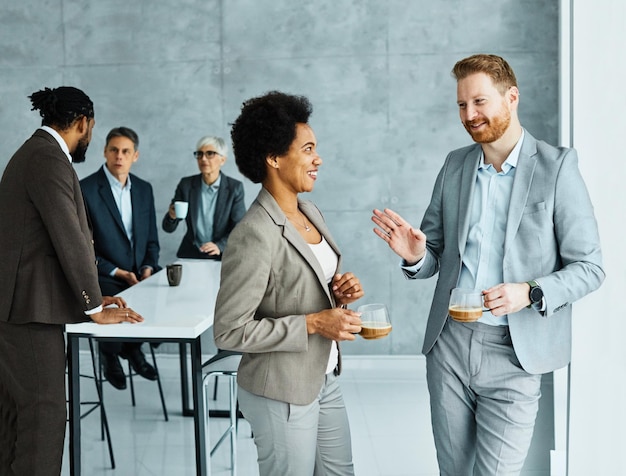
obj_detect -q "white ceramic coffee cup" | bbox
[174,201,188,219]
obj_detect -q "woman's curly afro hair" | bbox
[230,91,312,184]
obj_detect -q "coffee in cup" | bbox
[357,303,392,340]
[359,322,393,339]
[448,288,484,322]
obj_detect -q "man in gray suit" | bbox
[0,87,142,475]
[372,54,604,475]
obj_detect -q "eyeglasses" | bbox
[193,150,222,159]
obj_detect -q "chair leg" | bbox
[229,375,237,476]
[128,361,136,406]
[207,376,238,473]
[202,374,213,476]
[149,344,169,421]
[89,339,115,469]
[93,341,105,441]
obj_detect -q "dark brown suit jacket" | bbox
[0,129,102,325]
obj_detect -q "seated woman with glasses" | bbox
[162,136,246,259]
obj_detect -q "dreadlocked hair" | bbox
[29,86,94,130]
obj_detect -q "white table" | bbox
[66,259,221,476]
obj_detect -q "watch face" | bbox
[530,286,543,303]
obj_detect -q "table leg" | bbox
[179,342,195,416]
[67,334,81,475]
[190,337,208,475]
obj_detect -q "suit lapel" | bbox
[188,175,202,235]
[300,200,342,266]
[96,168,127,238]
[457,147,481,255]
[257,189,334,303]
[300,199,342,284]
[286,210,335,304]
[130,177,142,249]
[504,134,537,254]
[213,174,228,230]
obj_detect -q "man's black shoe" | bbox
[101,352,127,390]
[120,348,158,381]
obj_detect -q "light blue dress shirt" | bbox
[403,130,526,326]
[195,175,221,248]
[457,131,524,325]
[102,164,133,243]
[102,164,133,277]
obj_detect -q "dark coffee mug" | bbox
[166,264,183,286]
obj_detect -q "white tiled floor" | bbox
[61,354,437,476]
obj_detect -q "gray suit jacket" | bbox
[412,131,604,374]
[0,129,102,325]
[214,187,342,405]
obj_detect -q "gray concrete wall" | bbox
[0,0,559,356]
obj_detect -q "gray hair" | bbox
[196,136,227,156]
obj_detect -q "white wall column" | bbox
[566,0,626,474]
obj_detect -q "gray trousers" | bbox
[238,372,354,476]
[426,317,542,476]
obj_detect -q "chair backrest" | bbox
[202,350,242,375]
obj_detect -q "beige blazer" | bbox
[213,187,342,405]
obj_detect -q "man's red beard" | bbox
[463,109,511,144]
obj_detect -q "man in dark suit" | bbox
[162,136,245,259]
[81,126,161,390]
[0,87,142,475]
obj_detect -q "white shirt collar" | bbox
[40,126,72,163]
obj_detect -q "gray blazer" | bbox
[0,129,102,325]
[214,187,342,405]
[412,131,604,374]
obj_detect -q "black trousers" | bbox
[0,320,66,476]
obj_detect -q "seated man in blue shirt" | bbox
[81,127,161,389]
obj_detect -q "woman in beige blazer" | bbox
[213,91,364,476]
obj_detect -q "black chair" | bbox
[66,338,116,468]
[97,341,168,422]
